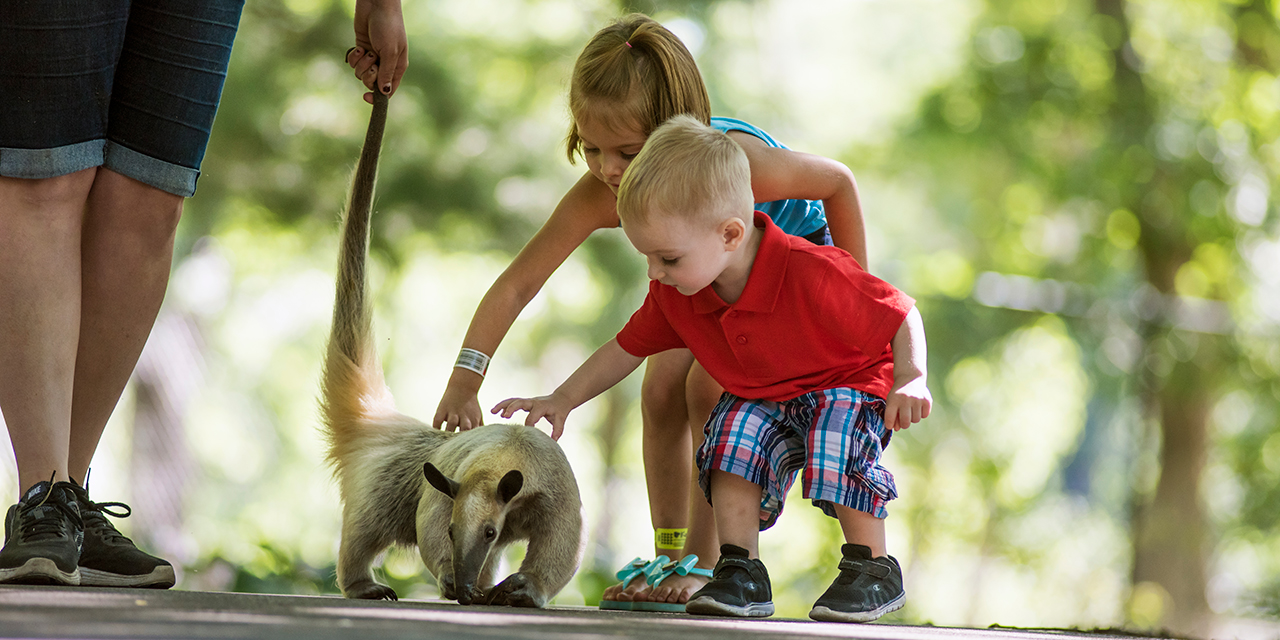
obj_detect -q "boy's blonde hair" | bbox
[566,13,711,164]
[617,114,753,227]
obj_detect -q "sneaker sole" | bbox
[809,592,905,623]
[0,557,81,586]
[80,565,176,589]
[686,595,774,618]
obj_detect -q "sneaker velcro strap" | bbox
[717,555,761,576]
[838,557,891,579]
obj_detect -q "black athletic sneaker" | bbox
[809,543,905,622]
[0,480,83,586]
[685,544,774,618]
[67,481,175,589]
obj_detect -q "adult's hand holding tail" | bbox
[348,0,407,103]
[491,396,570,441]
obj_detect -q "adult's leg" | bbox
[601,349,695,603]
[66,169,183,481]
[647,360,720,604]
[0,171,96,494]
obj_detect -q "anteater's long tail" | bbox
[322,92,396,471]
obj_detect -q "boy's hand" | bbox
[885,376,931,432]
[491,393,572,441]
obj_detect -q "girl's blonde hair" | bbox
[617,115,753,228]
[566,13,711,164]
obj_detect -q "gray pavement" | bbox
[0,585,1157,640]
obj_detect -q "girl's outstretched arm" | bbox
[730,132,869,269]
[434,172,618,432]
[491,339,644,440]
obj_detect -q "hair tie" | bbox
[624,41,632,48]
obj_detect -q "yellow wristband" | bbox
[655,528,688,551]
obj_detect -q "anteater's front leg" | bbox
[486,511,582,608]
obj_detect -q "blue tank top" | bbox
[710,117,828,237]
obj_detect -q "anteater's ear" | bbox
[497,470,523,504]
[423,462,460,499]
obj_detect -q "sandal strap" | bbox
[642,555,670,584]
[686,566,714,578]
[615,556,668,585]
[647,554,712,586]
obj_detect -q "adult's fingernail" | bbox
[382,83,391,94]
[366,51,375,58]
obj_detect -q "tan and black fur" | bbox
[321,92,584,607]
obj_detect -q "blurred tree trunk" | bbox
[1098,0,1211,633]
[1132,340,1212,635]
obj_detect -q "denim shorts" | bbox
[0,0,244,197]
[697,388,897,529]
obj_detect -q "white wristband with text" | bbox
[454,348,490,377]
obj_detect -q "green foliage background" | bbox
[2,0,1277,634]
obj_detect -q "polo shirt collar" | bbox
[690,211,788,314]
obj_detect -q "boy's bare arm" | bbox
[885,306,931,432]
[491,338,644,440]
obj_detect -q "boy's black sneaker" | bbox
[809,543,905,623]
[685,544,774,618]
[0,480,83,586]
[67,480,175,589]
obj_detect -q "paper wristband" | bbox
[455,348,490,377]
[655,528,688,551]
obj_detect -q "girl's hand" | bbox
[885,376,931,432]
[491,395,571,441]
[433,383,484,433]
[348,0,408,103]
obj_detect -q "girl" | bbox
[432,13,868,610]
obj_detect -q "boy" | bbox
[492,115,931,622]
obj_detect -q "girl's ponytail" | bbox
[566,14,711,164]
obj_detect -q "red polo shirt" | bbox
[616,212,915,401]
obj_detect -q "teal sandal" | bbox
[599,556,670,611]
[632,555,714,613]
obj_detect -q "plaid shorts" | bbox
[696,388,897,529]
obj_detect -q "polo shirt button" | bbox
[728,311,738,317]
[736,335,748,345]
